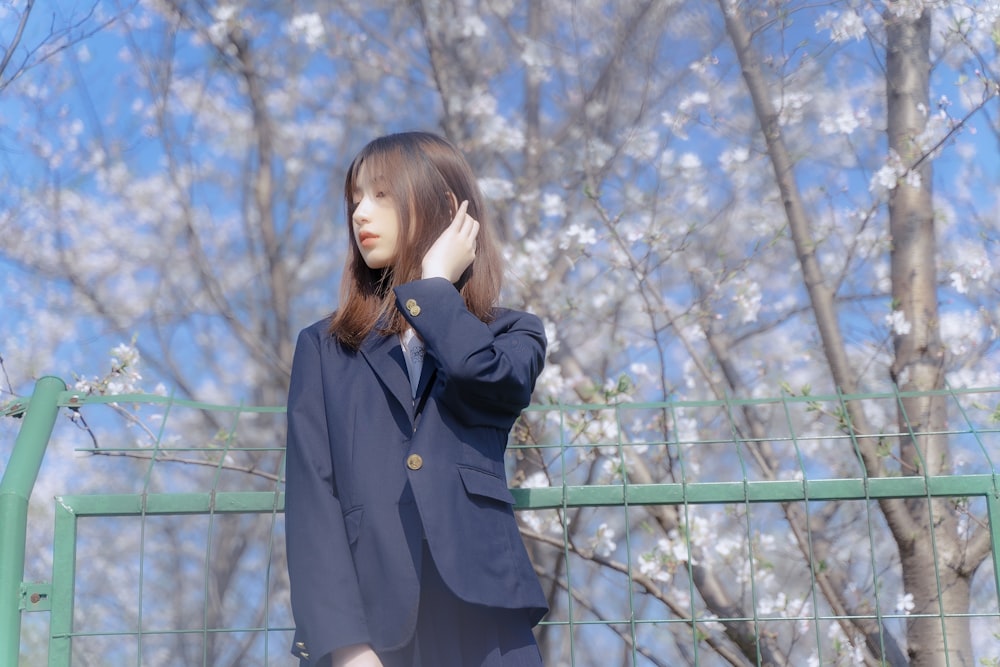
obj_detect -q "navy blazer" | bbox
[285,278,549,664]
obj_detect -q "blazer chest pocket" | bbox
[458,466,516,505]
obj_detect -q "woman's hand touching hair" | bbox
[331,644,384,667]
[421,199,479,284]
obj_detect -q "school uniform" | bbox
[284,277,548,666]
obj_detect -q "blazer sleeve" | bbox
[393,278,546,426]
[285,326,370,663]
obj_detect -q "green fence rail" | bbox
[2,379,999,666]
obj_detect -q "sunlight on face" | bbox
[352,166,401,269]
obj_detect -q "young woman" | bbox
[285,131,548,667]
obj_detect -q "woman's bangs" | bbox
[350,150,389,194]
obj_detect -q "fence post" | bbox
[0,376,66,667]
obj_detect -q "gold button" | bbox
[406,454,424,470]
[300,651,309,659]
[405,298,421,316]
[295,642,306,650]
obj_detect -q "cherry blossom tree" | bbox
[2,1,998,665]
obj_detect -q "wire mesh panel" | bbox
[49,494,288,667]
[40,395,290,667]
[507,388,1000,667]
[5,386,1000,666]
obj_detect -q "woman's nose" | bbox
[353,199,370,224]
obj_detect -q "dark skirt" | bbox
[377,542,544,667]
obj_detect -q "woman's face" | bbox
[351,165,401,269]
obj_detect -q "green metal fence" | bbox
[2,377,999,666]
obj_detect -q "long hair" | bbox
[328,131,503,348]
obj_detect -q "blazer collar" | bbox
[359,330,435,412]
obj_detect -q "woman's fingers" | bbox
[421,200,478,282]
[454,200,478,242]
[453,200,474,236]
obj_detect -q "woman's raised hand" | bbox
[421,199,479,283]
[331,644,384,667]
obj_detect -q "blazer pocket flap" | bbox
[458,466,516,505]
[343,507,364,545]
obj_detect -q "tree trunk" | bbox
[884,8,972,666]
[720,1,980,664]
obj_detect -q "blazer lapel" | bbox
[359,330,412,412]
[413,356,437,415]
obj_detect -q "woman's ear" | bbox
[445,191,459,217]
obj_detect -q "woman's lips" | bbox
[359,231,379,248]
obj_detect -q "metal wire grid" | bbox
[43,393,289,666]
[3,383,1000,666]
[509,386,1000,666]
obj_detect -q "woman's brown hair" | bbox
[328,131,503,348]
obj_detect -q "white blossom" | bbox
[628,362,656,386]
[820,108,861,135]
[111,343,140,370]
[541,193,566,218]
[286,13,325,49]
[599,458,622,483]
[733,279,762,324]
[521,471,550,489]
[74,341,144,395]
[870,150,917,195]
[775,91,813,126]
[886,310,912,336]
[590,523,617,557]
[478,177,515,201]
[460,15,487,38]
[207,4,240,47]
[559,223,598,249]
[940,310,982,356]
[519,38,551,77]
[947,241,993,294]
[816,10,866,42]
[623,128,661,161]
[678,91,710,113]
[678,152,701,170]
[637,549,672,583]
[757,591,786,615]
[714,535,741,559]
[719,146,750,170]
